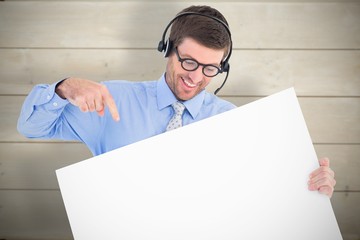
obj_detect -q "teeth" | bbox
[183,78,196,88]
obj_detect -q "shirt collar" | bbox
[157,74,206,119]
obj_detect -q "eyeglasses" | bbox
[174,47,222,77]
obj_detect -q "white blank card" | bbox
[56,88,342,240]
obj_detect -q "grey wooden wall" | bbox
[0,1,359,239]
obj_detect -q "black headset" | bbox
[158,12,233,95]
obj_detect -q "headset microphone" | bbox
[214,65,230,95]
[158,12,232,95]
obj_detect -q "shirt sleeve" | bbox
[17,80,81,141]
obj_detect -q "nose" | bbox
[188,67,204,84]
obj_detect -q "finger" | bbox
[308,176,336,191]
[319,157,330,167]
[309,157,331,176]
[309,167,335,182]
[309,177,336,190]
[101,86,120,121]
[318,186,333,198]
[94,94,105,117]
[94,98,104,112]
[309,165,335,178]
[97,109,105,117]
[87,100,96,112]
[79,102,89,113]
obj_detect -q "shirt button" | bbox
[47,95,51,100]
[53,102,58,107]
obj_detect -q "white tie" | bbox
[166,102,185,131]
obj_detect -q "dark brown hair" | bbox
[169,5,231,58]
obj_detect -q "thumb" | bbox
[319,157,330,167]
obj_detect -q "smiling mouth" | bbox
[181,77,197,88]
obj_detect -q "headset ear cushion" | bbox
[164,40,173,58]
[158,40,165,52]
[222,61,230,72]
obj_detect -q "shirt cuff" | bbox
[43,80,70,110]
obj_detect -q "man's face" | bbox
[165,38,225,101]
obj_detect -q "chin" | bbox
[177,91,197,101]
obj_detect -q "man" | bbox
[17,5,336,197]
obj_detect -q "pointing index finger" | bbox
[101,85,120,122]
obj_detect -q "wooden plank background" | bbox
[0,1,359,240]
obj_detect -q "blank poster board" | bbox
[56,88,342,240]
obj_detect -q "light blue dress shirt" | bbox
[18,74,236,156]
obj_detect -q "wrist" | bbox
[55,78,69,99]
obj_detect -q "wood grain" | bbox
[0,2,359,49]
[1,49,359,96]
[0,190,358,240]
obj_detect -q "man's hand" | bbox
[56,77,120,121]
[308,157,336,198]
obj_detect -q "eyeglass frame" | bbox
[173,47,223,77]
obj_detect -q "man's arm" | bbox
[17,80,70,139]
[17,77,120,140]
